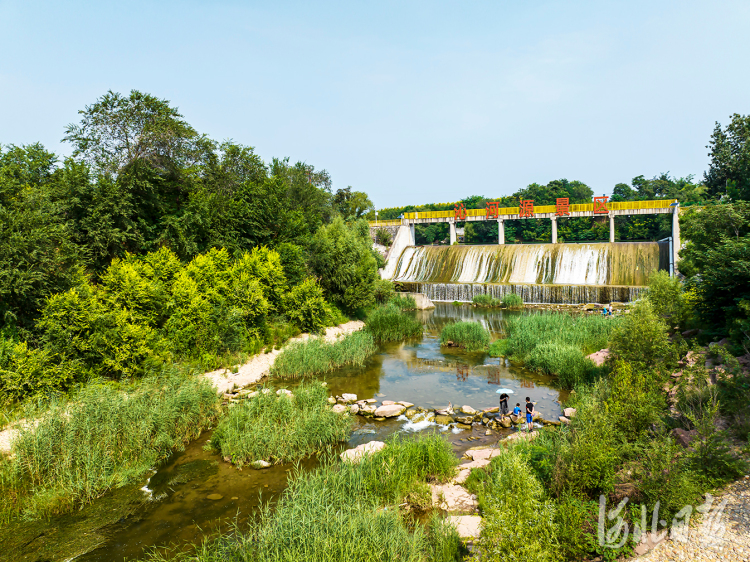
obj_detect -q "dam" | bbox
[374,198,680,304]
[387,242,665,304]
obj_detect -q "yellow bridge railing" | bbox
[369,199,677,225]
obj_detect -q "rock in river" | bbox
[374,404,406,418]
[207,493,223,500]
[341,393,358,403]
[251,460,271,469]
[331,404,347,414]
[435,414,455,425]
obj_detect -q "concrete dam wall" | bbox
[389,242,663,304]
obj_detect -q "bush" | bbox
[609,299,673,369]
[270,330,376,378]
[440,321,490,352]
[646,270,689,328]
[524,342,596,389]
[373,278,396,304]
[282,277,329,333]
[502,293,524,309]
[0,372,220,521]
[472,449,560,562]
[606,361,665,441]
[375,227,393,246]
[366,304,422,342]
[209,383,352,466]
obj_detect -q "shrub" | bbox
[0,372,220,521]
[606,361,665,441]
[373,278,396,304]
[270,330,376,378]
[366,304,422,343]
[209,383,352,466]
[231,246,288,311]
[609,299,673,369]
[472,449,560,562]
[646,270,689,328]
[282,277,329,333]
[440,321,490,352]
[502,293,524,309]
[276,242,308,287]
[375,227,393,246]
[524,342,596,389]
[553,382,621,499]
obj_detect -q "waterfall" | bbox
[391,243,661,304]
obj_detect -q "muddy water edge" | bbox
[1,303,569,562]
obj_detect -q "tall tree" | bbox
[704,114,750,201]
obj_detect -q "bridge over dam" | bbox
[373,199,681,304]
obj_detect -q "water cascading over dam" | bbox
[391,243,664,304]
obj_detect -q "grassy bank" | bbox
[500,312,616,387]
[440,321,490,351]
[0,372,220,522]
[270,330,376,378]
[143,434,462,562]
[208,383,352,466]
[366,303,423,342]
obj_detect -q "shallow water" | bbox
[5,304,567,562]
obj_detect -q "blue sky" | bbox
[1,1,748,207]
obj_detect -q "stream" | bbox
[3,304,568,562]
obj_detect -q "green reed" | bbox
[269,330,376,378]
[0,371,220,521]
[366,304,423,342]
[141,434,461,562]
[472,294,501,307]
[501,293,524,309]
[208,383,352,466]
[440,321,490,352]
[389,294,418,310]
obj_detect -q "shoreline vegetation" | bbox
[143,435,463,562]
[440,321,490,352]
[208,383,352,466]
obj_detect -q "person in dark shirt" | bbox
[499,393,509,415]
[525,397,534,432]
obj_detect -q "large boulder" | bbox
[349,404,360,415]
[374,404,406,418]
[455,415,474,425]
[586,349,610,366]
[435,414,455,425]
[461,405,477,415]
[498,417,512,428]
[341,393,358,403]
[360,404,377,416]
[340,441,386,463]
[447,515,482,539]
[331,404,347,414]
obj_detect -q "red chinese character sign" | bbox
[519,199,534,218]
[454,203,467,220]
[556,198,570,216]
[593,196,609,214]
[486,201,499,219]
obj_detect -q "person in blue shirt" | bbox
[513,403,521,416]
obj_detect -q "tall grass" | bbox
[209,383,352,466]
[142,434,461,562]
[0,372,220,521]
[503,312,616,358]
[389,294,417,310]
[440,321,490,352]
[472,294,501,307]
[502,313,614,388]
[501,293,524,309]
[270,330,376,378]
[366,304,423,342]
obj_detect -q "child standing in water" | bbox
[525,397,534,432]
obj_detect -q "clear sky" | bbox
[1,1,748,208]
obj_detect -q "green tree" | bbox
[704,113,750,200]
[333,187,374,219]
[308,218,379,312]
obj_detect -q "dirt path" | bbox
[0,321,365,454]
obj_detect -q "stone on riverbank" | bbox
[340,441,386,463]
[341,393,357,403]
[349,404,360,415]
[563,407,577,418]
[374,404,406,417]
[251,460,271,469]
[448,515,482,539]
[460,405,477,415]
[430,483,478,513]
[331,404,347,414]
[586,349,610,366]
[435,414,454,425]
